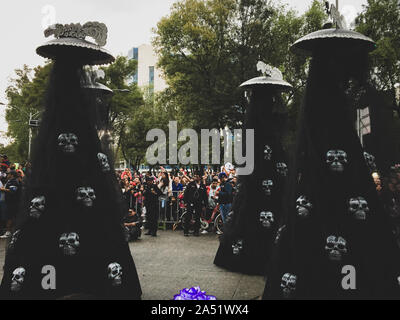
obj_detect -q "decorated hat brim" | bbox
[240,76,292,91]
[291,28,375,56]
[36,37,115,66]
[83,82,114,95]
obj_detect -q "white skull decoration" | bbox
[264,145,272,161]
[76,187,96,207]
[57,133,78,154]
[29,196,45,219]
[8,230,21,252]
[325,236,348,262]
[108,262,123,287]
[296,196,313,218]
[11,267,26,292]
[326,150,348,173]
[276,162,288,177]
[97,153,110,173]
[348,197,369,221]
[260,211,274,228]
[262,179,273,196]
[232,239,243,255]
[363,152,377,172]
[59,232,80,256]
[281,273,297,299]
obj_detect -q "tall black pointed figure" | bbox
[0,22,142,299]
[213,63,292,275]
[263,25,400,299]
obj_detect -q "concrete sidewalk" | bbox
[0,230,265,300]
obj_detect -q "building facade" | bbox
[128,44,167,93]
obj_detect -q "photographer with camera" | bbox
[183,171,208,237]
[217,172,233,223]
[143,176,162,237]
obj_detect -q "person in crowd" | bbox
[217,172,233,223]
[0,172,7,236]
[183,171,208,237]
[121,168,132,181]
[0,170,21,238]
[124,209,142,241]
[143,176,162,237]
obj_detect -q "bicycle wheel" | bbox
[215,214,223,233]
[200,219,209,231]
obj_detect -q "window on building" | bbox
[132,48,138,83]
[149,66,154,85]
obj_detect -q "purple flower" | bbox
[173,287,217,300]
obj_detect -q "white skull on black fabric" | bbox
[97,153,110,172]
[262,179,273,196]
[276,162,288,177]
[57,133,78,153]
[8,230,21,253]
[325,236,348,262]
[59,232,80,256]
[326,150,347,173]
[281,273,297,299]
[76,187,96,207]
[296,196,313,218]
[348,197,369,220]
[260,211,274,228]
[263,145,272,161]
[232,239,243,255]
[11,267,26,292]
[363,152,377,172]
[29,196,45,219]
[108,262,122,287]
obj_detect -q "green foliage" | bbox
[356,0,400,107]
[4,63,52,162]
[153,0,327,149]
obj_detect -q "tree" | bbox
[4,63,52,162]
[153,0,327,151]
[99,56,144,163]
[356,0,400,113]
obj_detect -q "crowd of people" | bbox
[0,156,29,239]
[117,166,238,240]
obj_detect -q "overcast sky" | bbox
[0,0,368,144]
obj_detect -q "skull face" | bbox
[260,211,274,228]
[57,133,78,154]
[11,267,26,292]
[232,239,243,255]
[325,236,348,262]
[326,150,348,173]
[97,153,110,173]
[281,273,297,299]
[363,152,377,172]
[108,262,123,287]
[348,197,369,221]
[29,196,45,219]
[276,162,288,177]
[59,232,80,256]
[8,230,21,253]
[263,145,272,161]
[76,187,96,207]
[296,196,312,218]
[262,179,273,196]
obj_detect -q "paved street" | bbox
[0,230,265,300]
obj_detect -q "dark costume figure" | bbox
[123,210,142,242]
[0,22,142,299]
[263,23,400,299]
[214,63,292,275]
[143,178,162,237]
[183,173,208,236]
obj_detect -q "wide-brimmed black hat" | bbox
[37,22,115,65]
[291,28,375,56]
[240,62,292,91]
